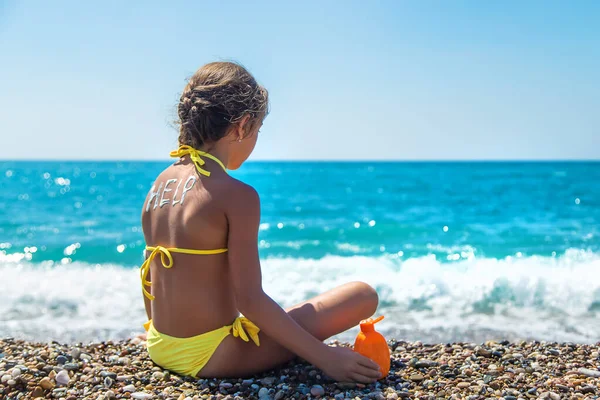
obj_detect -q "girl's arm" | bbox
[226,183,380,383]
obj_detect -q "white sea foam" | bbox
[1,249,600,343]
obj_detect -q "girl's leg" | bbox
[199,281,378,378]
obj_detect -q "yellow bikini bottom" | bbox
[144,317,260,377]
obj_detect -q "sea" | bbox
[1,161,599,344]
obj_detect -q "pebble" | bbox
[63,362,79,371]
[131,337,143,345]
[371,391,385,400]
[539,392,560,400]
[55,370,70,386]
[310,385,325,397]
[123,384,136,392]
[56,355,68,365]
[101,371,117,379]
[11,368,21,378]
[258,387,270,399]
[410,373,424,382]
[577,367,600,378]
[131,392,154,399]
[261,377,276,386]
[152,371,164,381]
[31,386,44,398]
[39,376,54,389]
[414,360,439,368]
[70,348,81,360]
[556,384,569,392]
[581,385,596,394]
[456,382,470,388]
[336,382,357,390]
[476,347,492,357]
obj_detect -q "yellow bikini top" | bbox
[141,146,228,301]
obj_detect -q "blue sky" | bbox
[1,1,598,160]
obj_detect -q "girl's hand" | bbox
[320,346,381,383]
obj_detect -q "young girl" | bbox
[140,61,381,382]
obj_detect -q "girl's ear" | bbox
[236,114,252,140]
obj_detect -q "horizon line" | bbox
[1,158,599,163]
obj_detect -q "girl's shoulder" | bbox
[220,176,261,215]
[226,175,259,200]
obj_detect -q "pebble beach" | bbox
[2,338,600,400]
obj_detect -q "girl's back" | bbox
[141,155,238,338]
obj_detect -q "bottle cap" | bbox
[359,315,384,332]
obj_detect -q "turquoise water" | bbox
[1,161,599,343]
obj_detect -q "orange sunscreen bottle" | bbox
[353,316,390,377]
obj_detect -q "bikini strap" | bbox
[170,145,227,177]
[140,246,174,300]
[141,246,228,300]
[165,247,228,255]
[231,317,261,346]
